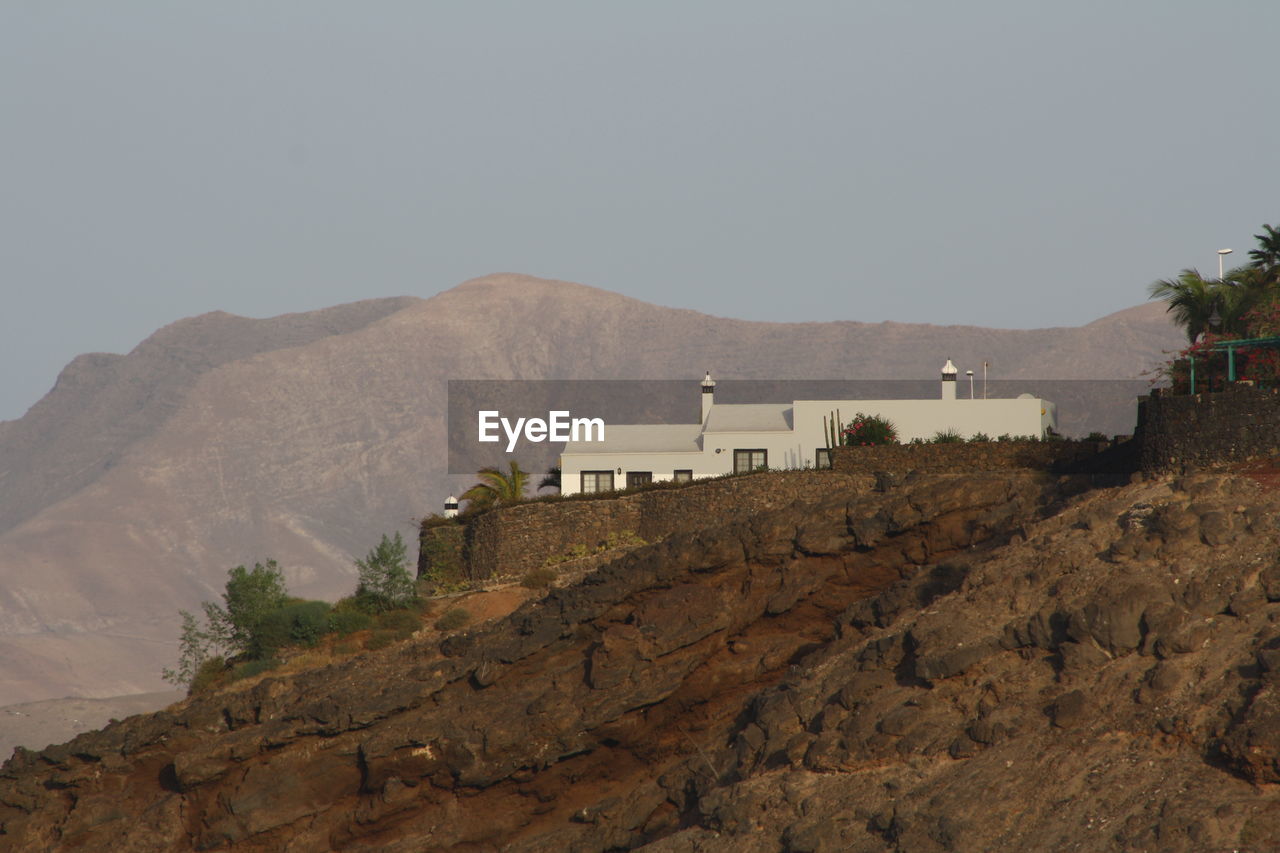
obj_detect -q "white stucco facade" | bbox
[559,369,1057,495]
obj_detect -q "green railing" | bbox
[1187,334,1280,394]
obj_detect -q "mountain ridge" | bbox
[0,274,1183,704]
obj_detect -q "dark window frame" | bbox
[733,449,768,474]
[580,470,614,493]
[815,448,833,470]
[673,469,693,483]
[626,471,653,489]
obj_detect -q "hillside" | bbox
[0,275,1184,705]
[4,468,1279,850]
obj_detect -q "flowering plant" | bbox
[841,412,898,446]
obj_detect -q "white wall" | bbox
[560,396,1056,494]
[560,450,709,495]
[792,398,1053,450]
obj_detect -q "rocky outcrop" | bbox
[7,469,1280,851]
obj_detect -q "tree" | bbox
[355,532,416,613]
[1248,223,1280,287]
[538,466,561,492]
[203,560,290,654]
[460,461,529,510]
[1148,268,1245,343]
[162,610,216,687]
[163,559,290,687]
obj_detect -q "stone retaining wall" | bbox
[1137,386,1280,471]
[419,470,873,583]
[420,440,1130,584]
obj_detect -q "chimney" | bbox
[444,495,459,518]
[701,371,716,423]
[941,359,958,401]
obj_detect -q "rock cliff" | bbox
[6,468,1280,851]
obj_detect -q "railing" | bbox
[1186,334,1280,394]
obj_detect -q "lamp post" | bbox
[965,370,974,399]
[1218,248,1233,281]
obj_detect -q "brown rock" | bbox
[1050,690,1088,729]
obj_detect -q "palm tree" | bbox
[538,466,561,492]
[1248,223,1280,285]
[1148,268,1227,343]
[459,461,529,511]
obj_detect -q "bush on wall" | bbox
[841,413,899,446]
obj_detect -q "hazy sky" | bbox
[3,2,1278,421]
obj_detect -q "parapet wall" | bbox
[1137,386,1280,471]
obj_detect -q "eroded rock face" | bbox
[5,471,1280,852]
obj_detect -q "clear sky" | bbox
[3,2,1277,421]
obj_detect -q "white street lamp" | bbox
[1218,248,1233,281]
[965,370,974,399]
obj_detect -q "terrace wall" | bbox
[1137,386,1280,471]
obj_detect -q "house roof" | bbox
[703,403,793,433]
[564,423,703,454]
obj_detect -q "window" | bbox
[626,471,652,489]
[815,448,833,470]
[673,469,693,483]
[580,471,614,493]
[733,449,767,474]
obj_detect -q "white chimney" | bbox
[701,371,716,423]
[444,495,459,518]
[941,359,958,401]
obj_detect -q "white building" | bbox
[558,361,1057,495]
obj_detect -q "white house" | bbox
[558,361,1057,495]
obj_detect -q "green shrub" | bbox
[189,656,228,696]
[251,600,332,657]
[328,605,373,636]
[232,657,279,681]
[522,567,558,589]
[434,607,471,632]
[1085,431,1109,442]
[376,609,422,639]
[602,530,646,549]
[931,428,964,444]
[365,630,396,651]
[969,432,991,443]
[841,413,899,446]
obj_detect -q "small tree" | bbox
[204,560,291,653]
[355,532,416,613]
[162,610,216,687]
[460,461,529,511]
[538,466,561,492]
